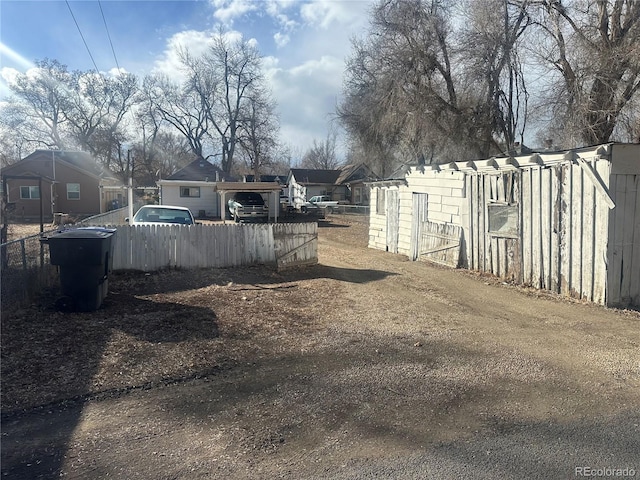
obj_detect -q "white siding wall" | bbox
[368,144,640,307]
[369,186,400,251]
[161,184,219,217]
[394,169,466,257]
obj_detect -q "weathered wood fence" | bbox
[105,222,317,272]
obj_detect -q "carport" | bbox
[215,182,285,224]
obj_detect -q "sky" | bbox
[0,0,375,161]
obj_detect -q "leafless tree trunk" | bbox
[338,0,531,171]
[530,0,640,145]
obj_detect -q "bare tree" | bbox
[301,128,341,169]
[209,34,264,173]
[146,32,270,174]
[142,73,212,161]
[529,0,640,145]
[460,0,532,151]
[237,87,280,179]
[338,0,532,171]
[6,59,73,149]
[66,71,139,170]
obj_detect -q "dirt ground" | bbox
[1,216,639,479]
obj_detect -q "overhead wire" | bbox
[65,0,100,73]
[98,0,121,72]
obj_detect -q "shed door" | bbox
[386,189,399,253]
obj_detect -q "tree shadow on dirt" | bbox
[0,293,219,480]
[150,335,640,479]
[322,410,640,479]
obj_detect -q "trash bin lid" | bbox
[48,227,116,239]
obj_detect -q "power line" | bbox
[98,0,120,72]
[65,0,99,73]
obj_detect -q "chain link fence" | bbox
[1,229,59,311]
[0,206,140,312]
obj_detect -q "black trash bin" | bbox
[44,227,116,311]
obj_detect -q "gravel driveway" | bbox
[2,216,639,479]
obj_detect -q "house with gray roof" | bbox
[1,149,125,221]
[156,158,236,218]
[286,164,380,209]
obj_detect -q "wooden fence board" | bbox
[417,220,462,268]
[532,167,543,289]
[103,223,313,272]
[521,169,532,285]
[560,163,572,296]
[571,165,583,298]
[592,160,611,304]
[581,163,595,301]
[550,166,561,292]
[620,175,638,303]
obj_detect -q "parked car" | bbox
[227,192,269,222]
[127,205,196,225]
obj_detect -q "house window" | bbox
[180,186,200,198]
[20,186,40,199]
[376,188,386,214]
[67,183,80,200]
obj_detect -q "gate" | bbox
[417,220,462,267]
[273,222,318,270]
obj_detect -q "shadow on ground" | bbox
[0,294,219,480]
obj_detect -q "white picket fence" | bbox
[104,222,317,272]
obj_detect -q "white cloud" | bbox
[265,53,345,156]
[210,0,258,25]
[108,67,129,77]
[153,30,215,81]
[265,0,298,29]
[300,0,362,29]
[290,56,343,83]
[274,32,290,48]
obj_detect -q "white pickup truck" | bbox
[306,195,339,213]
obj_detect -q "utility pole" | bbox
[127,150,134,221]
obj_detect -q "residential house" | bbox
[287,163,380,209]
[335,163,380,205]
[156,158,235,219]
[1,149,125,221]
[368,143,640,308]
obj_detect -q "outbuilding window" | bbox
[180,186,200,198]
[487,203,519,237]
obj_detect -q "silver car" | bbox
[128,205,196,225]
